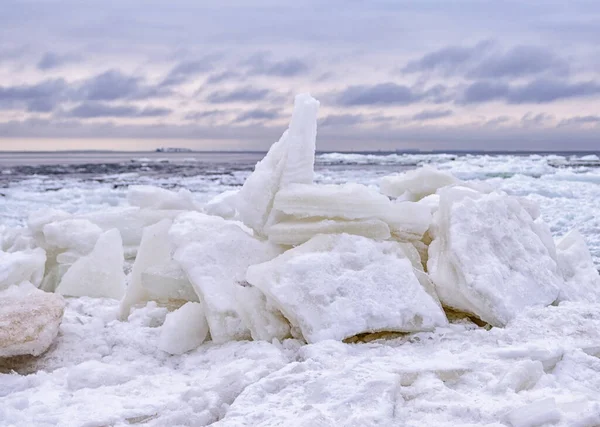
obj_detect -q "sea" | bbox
[1,150,599,264]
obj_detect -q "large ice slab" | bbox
[273,183,431,241]
[555,229,600,302]
[0,283,65,358]
[234,94,319,236]
[235,284,291,341]
[119,219,174,320]
[380,165,460,200]
[266,217,390,246]
[127,185,200,211]
[56,229,126,299]
[170,212,282,342]
[0,248,46,290]
[428,188,562,326]
[246,234,447,343]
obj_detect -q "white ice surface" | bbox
[555,229,600,303]
[170,212,282,343]
[428,188,562,326]
[128,185,200,211]
[56,229,126,299]
[0,247,46,289]
[158,302,209,355]
[247,234,447,343]
[42,218,102,254]
[380,165,460,200]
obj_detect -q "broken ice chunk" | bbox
[0,247,46,290]
[128,185,200,211]
[158,302,209,355]
[246,233,447,343]
[56,229,126,299]
[380,165,460,200]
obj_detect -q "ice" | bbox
[158,302,209,355]
[119,219,174,319]
[273,183,391,220]
[204,189,239,219]
[141,261,198,303]
[42,218,102,254]
[56,229,126,299]
[77,206,181,248]
[0,247,46,289]
[494,360,545,392]
[273,183,431,241]
[380,165,460,200]
[170,212,282,342]
[266,217,390,246]
[0,226,37,252]
[555,229,600,302]
[0,282,65,357]
[127,185,200,211]
[235,94,319,236]
[246,234,447,343]
[428,188,562,326]
[235,284,291,341]
[27,208,71,238]
[506,398,561,427]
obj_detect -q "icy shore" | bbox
[1,94,600,426]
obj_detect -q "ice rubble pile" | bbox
[1,93,600,356]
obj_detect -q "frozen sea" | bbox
[2,150,600,265]
[2,150,600,427]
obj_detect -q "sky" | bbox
[0,0,599,151]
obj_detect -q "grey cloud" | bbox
[558,115,600,126]
[462,78,600,104]
[205,71,243,84]
[245,54,309,77]
[62,102,171,118]
[336,82,449,106]
[320,114,364,127]
[405,42,569,79]
[412,109,453,121]
[77,70,170,101]
[235,108,280,122]
[161,59,213,86]
[185,110,227,121]
[521,112,554,126]
[37,52,79,70]
[0,79,67,112]
[336,83,417,106]
[206,86,271,103]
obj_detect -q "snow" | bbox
[555,229,600,302]
[0,283,65,357]
[428,188,562,326]
[56,229,126,299]
[158,302,209,355]
[506,398,561,427]
[0,247,46,289]
[247,234,447,342]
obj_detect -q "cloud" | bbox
[412,109,453,121]
[558,115,600,126]
[461,78,600,104]
[319,114,364,127]
[0,79,67,112]
[61,102,171,118]
[160,59,213,86]
[244,54,309,77]
[206,86,271,103]
[37,52,80,70]
[404,42,569,79]
[235,108,280,122]
[185,110,227,121]
[205,71,243,84]
[76,70,169,101]
[335,82,448,106]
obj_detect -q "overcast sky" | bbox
[1,0,599,151]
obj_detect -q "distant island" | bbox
[155,147,193,153]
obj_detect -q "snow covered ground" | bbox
[2,101,600,425]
